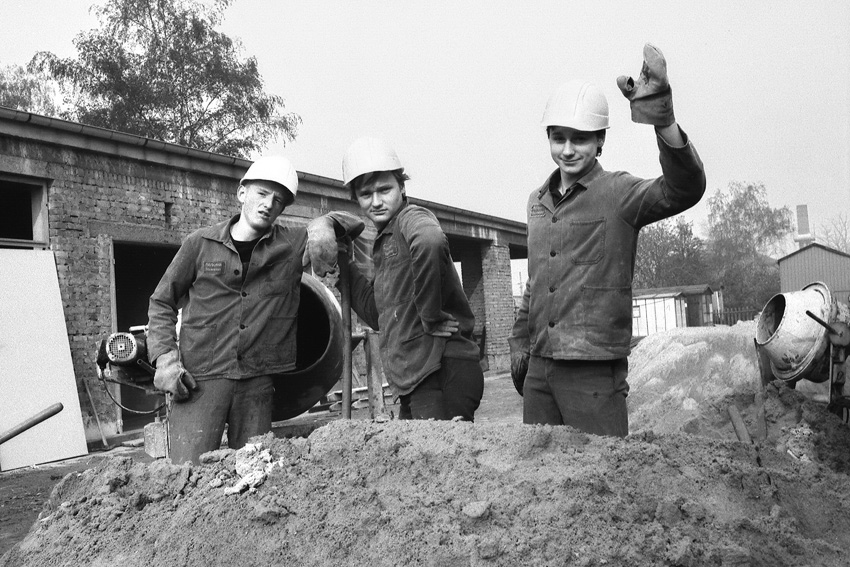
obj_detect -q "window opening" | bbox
[0,176,48,249]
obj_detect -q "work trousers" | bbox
[399,357,484,422]
[523,356,629,437]
[167,375,274,465]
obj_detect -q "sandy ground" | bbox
[3,321,850,566]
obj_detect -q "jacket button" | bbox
[550,250,556,257]
[234,269,240,275]
[551,217,558,223]
[241,291,247,297]
[240,324,246,330]
[236,355,242,361]
[548,321,555,327]
[549,286,555,292]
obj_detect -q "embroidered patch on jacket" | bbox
[382,240,399,258]
[530,205,546,218]
[203,261,225,274]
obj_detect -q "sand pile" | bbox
[629,322,850,474]
[4,418,850,566]
[4,322,850,567]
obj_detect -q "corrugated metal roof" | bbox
[778,242,850,263]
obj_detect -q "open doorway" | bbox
[113,242,179,431]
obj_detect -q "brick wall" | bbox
[447,237,514,371]
[451,239,485,337]
[481,242,514,370]
[1,136,247,441]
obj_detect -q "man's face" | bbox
[354,172,405,230]
[548,126,603,183]
[237,180,290,233]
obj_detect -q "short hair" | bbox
[240,181,295,207]
[347,169,410,200]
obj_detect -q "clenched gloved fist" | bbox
[510,350,529,397]
[153,350,198,401]
[304,217,339,276]
[616,43,675,127]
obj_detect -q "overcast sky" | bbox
[3,0,849,239]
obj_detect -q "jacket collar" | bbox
[535,160,605,211]
[199,213,275,245]
[376,202,410,238]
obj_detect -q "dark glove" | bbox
[304,217,339,276]
[616,43,675,127]
[510,351,529,396]
[153,350,197,401]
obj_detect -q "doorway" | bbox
[113,242,179,431]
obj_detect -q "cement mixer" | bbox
[755,281,850,421]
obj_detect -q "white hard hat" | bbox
[542,80,610,131]
[342,137,403,186]
[240,155,299,197]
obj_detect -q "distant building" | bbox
[632,284,714,337]
[778,243,850,301]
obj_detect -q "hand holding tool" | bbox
[304,217,339,276]
[153,350,197,401]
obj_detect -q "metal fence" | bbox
[715,307,760,325]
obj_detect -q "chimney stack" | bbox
[794,204,815,249]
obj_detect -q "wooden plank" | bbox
[727,404,752,445]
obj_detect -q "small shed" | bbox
[632,284,714,337]
[778,243,850,302]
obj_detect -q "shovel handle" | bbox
[0,403,64,445]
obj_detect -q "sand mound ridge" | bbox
[4,415,850,567]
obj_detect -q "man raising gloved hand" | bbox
[508,43,705,436]
[616,43,675,127]
[617,43,684,146]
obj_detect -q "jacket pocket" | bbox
[569,218,605,265]
[580,286,632,346]
[260,315,297,366]
[375,260,412,308]
[261,277,295,298]
[179,323,216,374]
[387,331,435,384]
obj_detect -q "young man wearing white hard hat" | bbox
[509,44,706,436]
[340,137,484,421]
[147,155,364,464]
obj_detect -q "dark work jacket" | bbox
[148,212,363,380]
[509,128,706,360]
[347,203,479,396]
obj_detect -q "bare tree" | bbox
[706,181,794,309]
[817,212,850,254]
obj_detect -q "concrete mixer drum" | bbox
[755,282,834,383]
[754,281,850,422]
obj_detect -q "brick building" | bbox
[0,107,526,443]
